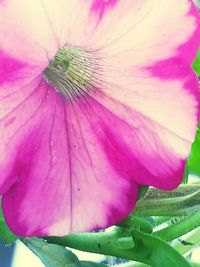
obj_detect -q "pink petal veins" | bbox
[90,0,118,23]
[2,90,138,236]
[0,0,199,236]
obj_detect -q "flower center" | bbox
[43,46,98,100]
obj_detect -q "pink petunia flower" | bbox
[0,0,199,237]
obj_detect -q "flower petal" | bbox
[91,91,196,190]
[2,1,198,63]
[1,87,138,237]
[0,0,199,237]
[93,1,200,64]
[0,0,108,61]
[0,78,51,194]
[89,0,200,188]
[0,0,64,63]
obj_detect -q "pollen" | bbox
[43,46,101,100]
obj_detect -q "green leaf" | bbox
[134,184,200,216]
[192,49,200,75]
[131,229,191,267]
[138,186,149,199]
[22,237,81,267]
[0,205,16,244]
[173,227,200,256]
[188,123,200,176]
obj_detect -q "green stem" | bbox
[117,263,149,267]
[154,212,200,241]
[173,227,200,255]
[80,261,107,267]
[119,216,153,233]
[46,227,141,262]
[191,263,200,267]
[152,216,171,227]
[116,262,200,267]
[46,227,191,267]
[115,262,150,267]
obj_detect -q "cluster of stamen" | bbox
[44,46,100,100]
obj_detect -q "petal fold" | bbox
[1,90,138,236]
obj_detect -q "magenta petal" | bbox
[91,1,200,190]
[0,49,44,92]
[0,0,62,63]
[0,78,52,194]
[90,0,118,23]
[2,90,138,237]
[92,72,199,190]
[0,50,27,86]
[0,0,199,238]
[76,98,190,191]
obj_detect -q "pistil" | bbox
[44,46,98,100]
